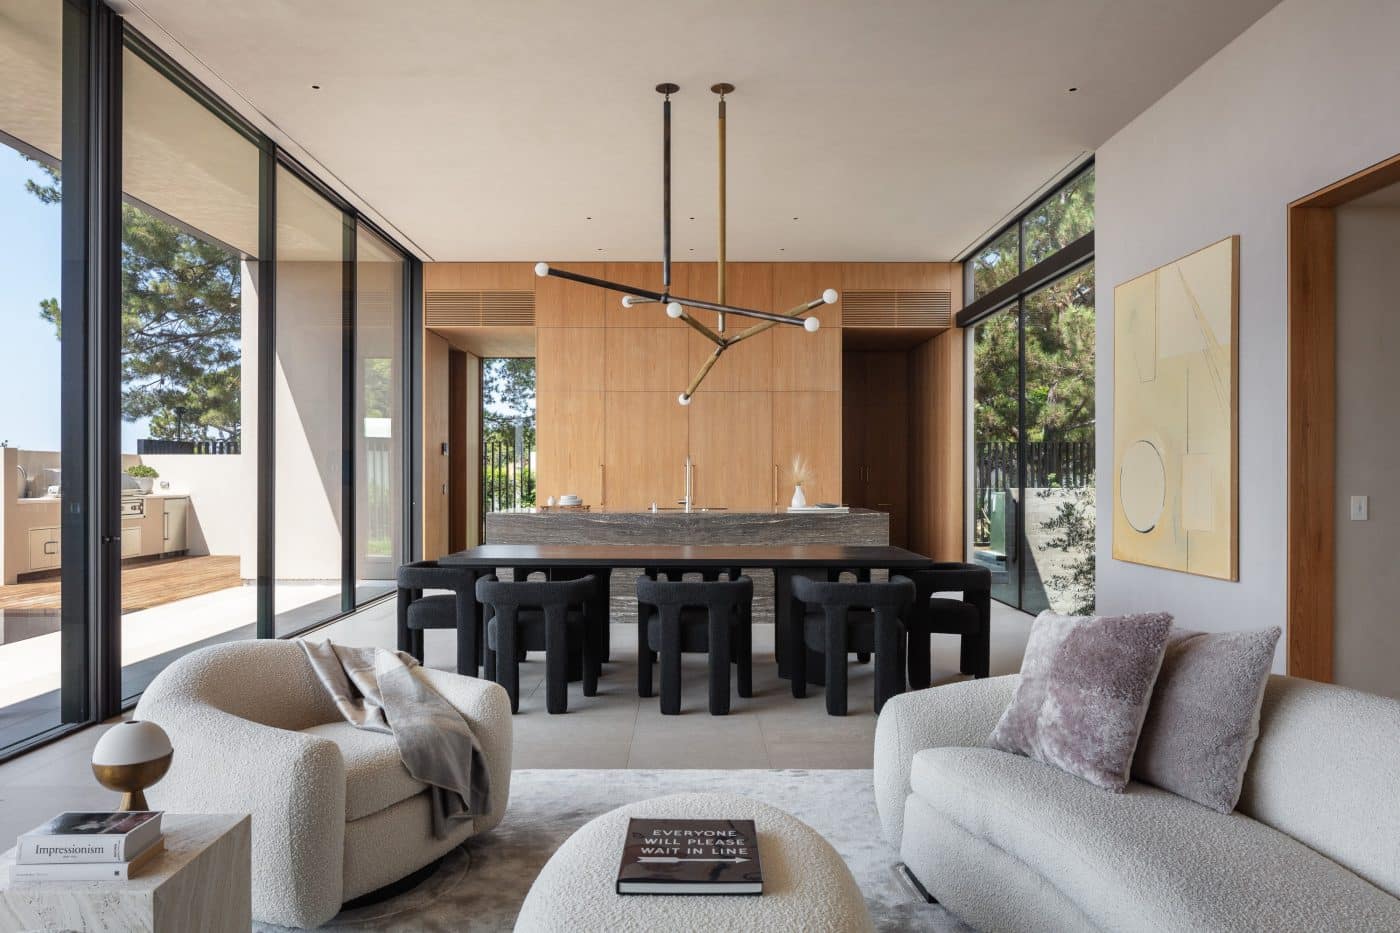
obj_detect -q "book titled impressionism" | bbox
[16,812,163,864]
[7,841,165,882]
[616,818,762,895]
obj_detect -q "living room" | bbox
[1,0,1398,930]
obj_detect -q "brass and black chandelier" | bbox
[535,82,837,404]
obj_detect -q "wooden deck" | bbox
[0,555,242,613]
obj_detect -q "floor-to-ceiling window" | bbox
[0,3,419,760]
[354,225,406,603]
[964,164,1095,614]
[0,0,66,749]
[482,358,536,514]
[274,167,347,635]
[118,45,261,700]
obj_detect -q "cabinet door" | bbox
[27,527,61,571]
[535,261,606,327]
[682,263,773,392]
[120,523,142,558]
[773,263,842,391]
[536,391,605,507]
[604,391,688,511]
[163,498,189,551]
[773,391,841,507]
[687,391,773,511]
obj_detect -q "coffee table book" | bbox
[16,812,163,864]
[616,819,762,895]
[6,841,165,883]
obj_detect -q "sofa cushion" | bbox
[1132,626,1280,813]
[302,721,427,821]
[988,610,1173,791]
[909,746,1400,931]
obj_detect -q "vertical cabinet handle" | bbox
[599,464,605,506]
[773,464,779,507]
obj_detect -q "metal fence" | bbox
[136,438,240,455]
[362,436,394,558]
[483,416,535,512]
[975,439,1095,492]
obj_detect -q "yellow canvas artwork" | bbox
[1112,236,1239,580]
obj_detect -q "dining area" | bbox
[395,544,992,718]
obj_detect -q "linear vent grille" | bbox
[424,290,535,326]
[841,290,952,327]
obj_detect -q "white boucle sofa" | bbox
[873,674,1400,932]
[135,640,513,929]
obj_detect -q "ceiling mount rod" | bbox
[713,83,733,332]
[657,83,678,291]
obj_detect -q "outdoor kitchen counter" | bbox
[484,509,889,623]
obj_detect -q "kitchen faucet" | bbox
[678,455,693,513]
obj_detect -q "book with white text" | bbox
[7,840,165,882]
[16,812,163,864]
[616,818,762,895]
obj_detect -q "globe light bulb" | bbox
[534,262,550,277]
[822,288,839,304]
[622,295,638,308]
[666,302,684,318]
[804,316,821,332]
[678,393,692,406]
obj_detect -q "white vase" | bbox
[790,485,807,509]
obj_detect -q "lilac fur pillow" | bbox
[1131,626,1281,813]
[989,610,1174,791]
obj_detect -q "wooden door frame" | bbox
[1287,151,1400,680]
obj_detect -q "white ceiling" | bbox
[113,0,1280,262]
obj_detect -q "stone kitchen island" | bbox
[485,509,889,623]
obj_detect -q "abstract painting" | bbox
[1113,236,1238,580]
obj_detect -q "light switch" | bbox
[1350,495,1369,521]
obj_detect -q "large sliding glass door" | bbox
[0,0,67,749]
[965,165,1096,614]
[0,3,419,760]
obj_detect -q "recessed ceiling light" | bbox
[311,84,321,90]
[1067,86,1078,93]
[792,217,799,221]
[586,216,592,220]
[689,216,696,221]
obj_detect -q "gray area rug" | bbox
[258,769,970,932]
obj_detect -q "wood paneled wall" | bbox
[426,261,962,536]
[909,328,965,560]
[421,331,450,559]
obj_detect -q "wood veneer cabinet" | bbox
[773,263,842,391]
[843,351,909,546]
[772,391,842,508]
[536,390,605,506]
[536,327,606,393]
[535,261,606,327]
[603,391,688,510]
[687,391,774,511]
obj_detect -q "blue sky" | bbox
[1,145,148,453]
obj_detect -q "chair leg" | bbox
[708,609,731,715]
[396,588,412,653]
[790,621,807,699]
[637,610,654,698]
[856,652,871,664]
[659,606,683,715]
[484,646,497,683]
[874,613,905,714]
[824,606,849,716]
[410,628,425,663]
[736,623,753,699]
[496,607,519,714]
[582,611,599,699]
[545,605,569,714]
[908,624,932,690]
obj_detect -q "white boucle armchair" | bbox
[135,639,512,929]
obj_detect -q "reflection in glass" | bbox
[0,0,65,751]
[970,225,1019,300]
[354,225,404,603]
[275,167,346,635]
[1020,265,1096,614]
[118,48,262,701]
[970,309,1021,607]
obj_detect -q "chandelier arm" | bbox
[683,345,727,401]
[670,294,812,327]
[672,309,726,347]
[662,90,672,290]
[544,267,666,302]
[725,294,832,345]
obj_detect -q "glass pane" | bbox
[118,48,262,701]
[970,225,1020,300]
[1022,166,1095,268]
[0,0,66,750]
[970,308,1020,607]
[354,225,404,604]
[1021,264,1096,614]
[482,359,536,514]
[275,167,345,635]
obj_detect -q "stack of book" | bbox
[7,812,164,882]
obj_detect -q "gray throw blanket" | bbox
[299,640,490,839]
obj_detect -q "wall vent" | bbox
[424,290,535,326]
[841,290,952,327]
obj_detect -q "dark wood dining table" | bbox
[441,543,937,684]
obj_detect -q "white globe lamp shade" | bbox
[621,295,638,308]
[804,317,821,332]
[666,302,684,319]
[822,289,839,304]
[534,262,550,277]
[678,393,692,406]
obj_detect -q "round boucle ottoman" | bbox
[514,792,874,932]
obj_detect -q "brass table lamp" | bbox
[91,720,173,811]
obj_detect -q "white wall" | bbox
[138,454,251,565]
[1094,0,1400,671]
[1334,202,1400,699]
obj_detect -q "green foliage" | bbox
[1038,486,1097,615]
[25,159,243,443]
[483,358,535,418]
[483,357,537,509]
[125,464,159,478]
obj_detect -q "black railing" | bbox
[973,439,1094,546]
[483,416,535,512]
[136,438,240,455]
